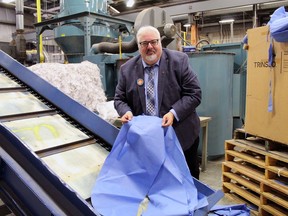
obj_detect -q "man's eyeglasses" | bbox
[139,39,159,48]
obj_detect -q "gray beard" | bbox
[145,54,157,63]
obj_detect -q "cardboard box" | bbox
[245,26,288,144]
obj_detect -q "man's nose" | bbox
[147,42,153,48]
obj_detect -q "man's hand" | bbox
[162,112,174,127]
[121,111,133,123]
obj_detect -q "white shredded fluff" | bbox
[96,100,119,124]
[28,61,119,123]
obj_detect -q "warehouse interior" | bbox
[0,0,288,215]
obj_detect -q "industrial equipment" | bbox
[31,0,239,165]
[201,43,247,130]
[86,6,177,99]
[0,50,223,215]
[0,0,228,213]
[188,52,235,158]
[0,49,117,215]
[31,0,129,99]
[34,0,177,99]
[190,43,247,158]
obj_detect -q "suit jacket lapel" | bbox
[135,59,146,113]
[158,52,168,114]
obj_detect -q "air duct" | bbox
[90,7,176,54]
[90,37,138,54]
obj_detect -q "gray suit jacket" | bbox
[114,48,201,151]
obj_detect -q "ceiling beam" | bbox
[115,0,287,22]
[165,0,284,14]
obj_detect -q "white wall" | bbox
[0,7,35,42]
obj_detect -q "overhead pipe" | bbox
[91,6,176,55]
[15,0,24,30]
[252,4,258,27]
[90,37,138,54]
[90,23,176,54]
[90,28,176,55]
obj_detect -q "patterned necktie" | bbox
[146,66,156,116]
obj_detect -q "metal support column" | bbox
[80,16,96,56]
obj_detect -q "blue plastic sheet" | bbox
[91,115,208,216]
[268,6,288,42]
[209,204,250,216]
[266,6,288,112]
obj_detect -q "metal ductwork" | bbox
[91,37,138,54]
[90,7,177,54]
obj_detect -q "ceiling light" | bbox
[2,0,15,3]
[126,0,135,7]
[219,19,235,24]
[108,5,120,14]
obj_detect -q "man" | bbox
[114,25,202,179]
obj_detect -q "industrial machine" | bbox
[0,49,117,215]
[201,43,247,130]
[32,0,241,163]
[190,43,247,158]
[188,51,235,158]
[34,0,177,99]
[0,50,223,215]
[0,0,228,214]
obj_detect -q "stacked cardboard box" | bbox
[245,25,288,144]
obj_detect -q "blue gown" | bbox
[91,116,208,216]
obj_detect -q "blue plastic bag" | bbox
[209,204,250,216]
[91,115,208,216]
[268,6,288,42]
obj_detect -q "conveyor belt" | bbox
[0,50,119,216]
[0,50,224,216]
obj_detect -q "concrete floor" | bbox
[199,156,236,205]
[199,156,225,191]
[199,156,257,215]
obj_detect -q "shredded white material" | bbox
[96,100,119,124]
[28,61,118,123]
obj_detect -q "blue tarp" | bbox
[268,6,288,42]
[209,204,250,216]
[267,6,288,111]
[91,115,208,216]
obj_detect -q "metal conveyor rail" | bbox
[0,50,119,216]
[0,50,224,216]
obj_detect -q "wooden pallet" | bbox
[0,199,13,216]
[261,181,288,216]
[234,128,288,151]
[222,161,263,210]
[223,136,288,215]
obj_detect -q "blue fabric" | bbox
[209,204,250,216]
[268,78,273,112]
[91,115,208,216]
[242,34,248,44]
[268,41,273,111]
[268,42,274,67]
[267,6,288,110]
[268,6,288,42]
